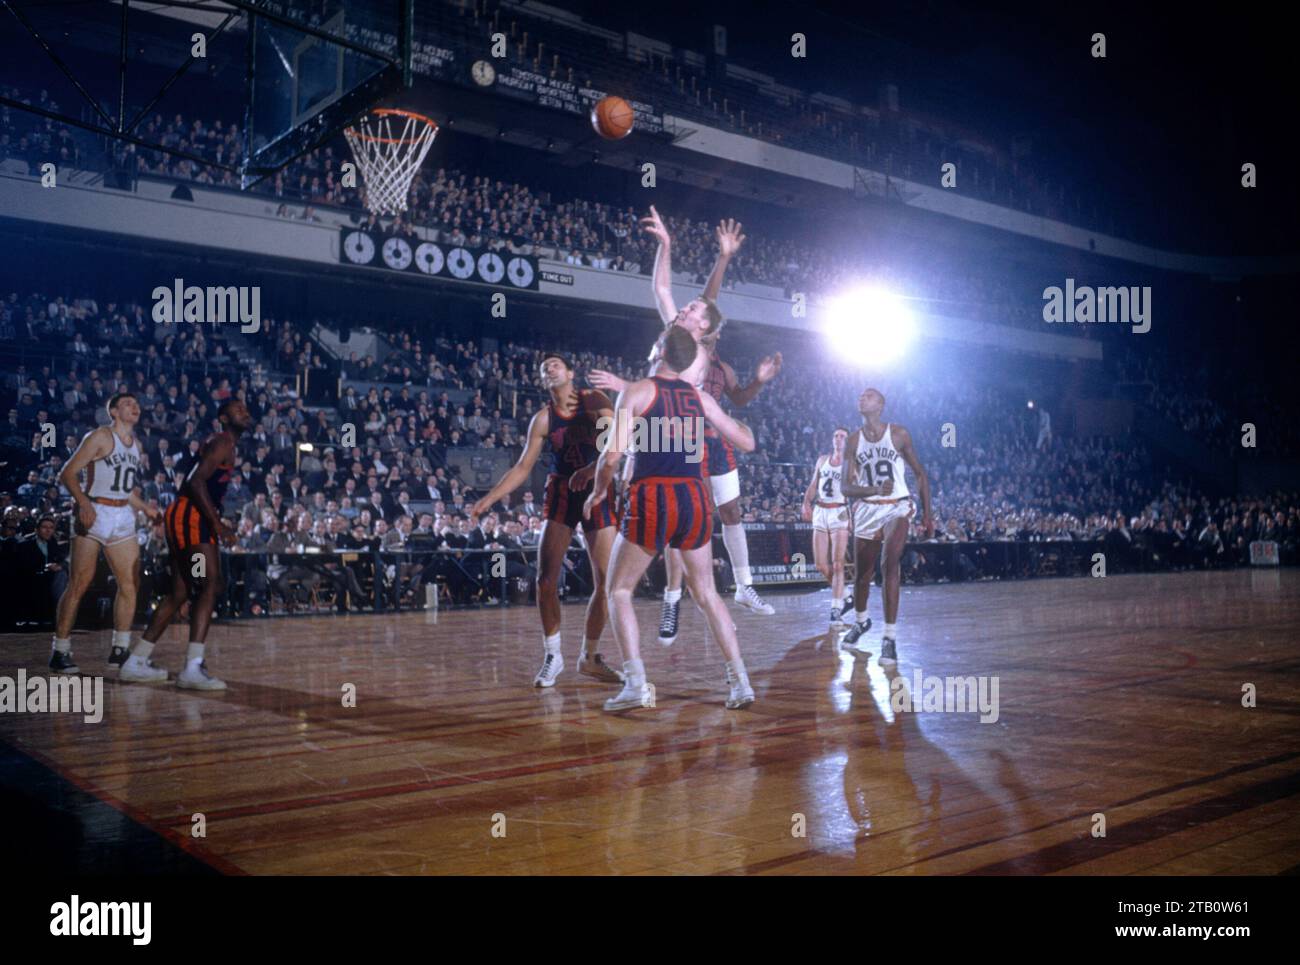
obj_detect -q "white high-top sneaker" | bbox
[533,651,564,688]
[733,584,775,615]
[604,678,656,712]
[725,664,755,710]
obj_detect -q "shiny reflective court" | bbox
[2,569,1297,875]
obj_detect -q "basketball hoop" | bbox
[344,108,439,216]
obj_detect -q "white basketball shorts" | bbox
[812,504,850,532]
[851,497,915,540]
[708,468,741,507]
[79,503,138,546]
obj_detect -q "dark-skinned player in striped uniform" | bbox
[472,354,625,688]
[120,398,253,690]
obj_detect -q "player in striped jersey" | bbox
[801,427,852,625]
[471,354,625,688]
[590,207,782,645]
[49,392,162,675]
[119,398,252,690]
[584,327,758,712]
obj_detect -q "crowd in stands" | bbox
[0,86,85,173]
[3,281,1297,624]
[1,83,1049,327]
[101,112,1046,325]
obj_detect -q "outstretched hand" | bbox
[716,218,746,257]
[755,352,783,384]
[589,369,627,394]
[640,205,670,247]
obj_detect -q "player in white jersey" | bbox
[801,427,852,625]
[48,392,164,678]
[838,388,932,663]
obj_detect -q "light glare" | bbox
[823,287,916,366]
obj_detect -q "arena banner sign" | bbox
[1249,540,1279,565]
[737,524,822,585]
[339,230,539,290]
[399,36,665,135]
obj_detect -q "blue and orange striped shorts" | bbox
[544,473,618,534]
[164,496,216,550]
[619,476,713,552]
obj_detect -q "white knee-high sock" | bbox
[722,523,751,587]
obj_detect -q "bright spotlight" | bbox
[823,287,916,366]
[1027,400,1035,410]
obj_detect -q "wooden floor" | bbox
[3,569,1299,875]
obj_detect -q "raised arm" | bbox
[894,424,933,538]
[470,408,549,515]
[723,354,783,409]
[702,217,745,302]
[640,205,676,325]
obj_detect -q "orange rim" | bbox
[345,108,439,144]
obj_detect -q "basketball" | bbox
[591,95,634,139]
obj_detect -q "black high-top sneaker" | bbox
[839,618,873,649]
[49,650,80,674]
[658,597,681,646]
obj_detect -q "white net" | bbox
[344,109,438,216]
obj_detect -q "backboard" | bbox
[0,0,412,188]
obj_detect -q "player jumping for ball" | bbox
[120,398,253,689]
[584,326,758,712]
[590,207,782,646]
[801,427,852,626]
[839,388,932,662]
[48,392,163,676]
[471,355,625,688]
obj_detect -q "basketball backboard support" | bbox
[0,0,412,188]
